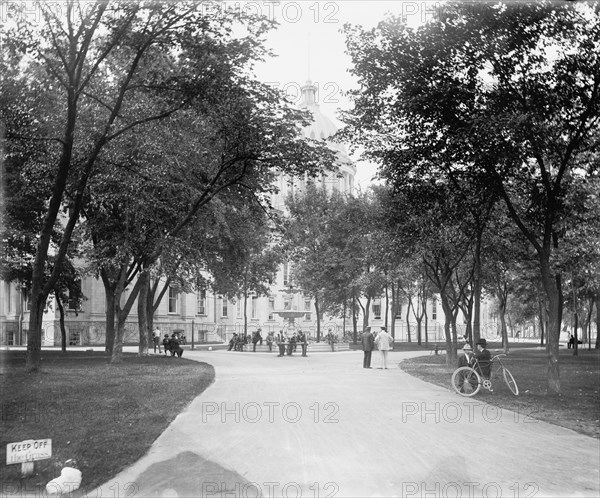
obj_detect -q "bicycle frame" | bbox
[452,352,519,397]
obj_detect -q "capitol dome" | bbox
[299,80,353,167]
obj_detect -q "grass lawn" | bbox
[0,350,214,494]
[399,345,600,438]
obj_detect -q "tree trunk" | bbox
[384,284,389,329]
[405,295,412,343]
[111,267,144,363]
[314,296,321,342]
[137,269,150,356]
[243,269,248,337]
[352,292,358,342]
[572,276,578,357]
[472,229,482,346]
[584,296,593,350]
[390,282,396,340]
[112,310,127,364]
[362,296,371,333]
[146,278,154,342]
[25,289,47,372]
[498,298,509,354]
[423,296,429,347]
[537,298,545,346]
[590,291,600,349]
[539,256,561,395]
[101,270,116,354]
[56,294,67,352]
[440,293,456,366]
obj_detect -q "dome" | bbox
[299,81,352,164]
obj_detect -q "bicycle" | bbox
[451,352,519,397]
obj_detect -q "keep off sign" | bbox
[6,439,52,465]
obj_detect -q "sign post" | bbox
[6,439,52,476]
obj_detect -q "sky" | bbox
[242,0,430,188]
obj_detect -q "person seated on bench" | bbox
[458,343,472,367]
[228,333,238,351]
[162,334,171,356]
[169,333,184,358]
[474,338,491,378]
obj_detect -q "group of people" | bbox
[361,326,394,369]
[227,329,309,356]
[274,330,308,357]
[228,329,265,352]
[152,327,184,358]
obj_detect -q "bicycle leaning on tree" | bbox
[451,349,519,397]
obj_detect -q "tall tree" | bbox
[342,2,600,393]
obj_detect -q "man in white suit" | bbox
[375,326,393,369]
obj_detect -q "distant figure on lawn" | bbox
[153,327,162,353]
[162,334,170,356]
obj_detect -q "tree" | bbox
[207,199,283,337]
[342,2,600,392]
[2,1,332,369]
[284,183,347,342]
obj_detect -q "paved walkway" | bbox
[94,350,599,498]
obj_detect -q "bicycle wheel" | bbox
[502,367,519,395]
[451,367,482,397]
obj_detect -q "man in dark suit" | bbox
[297,330,308,357]
[362,327,375,368]
[276,330,286,357]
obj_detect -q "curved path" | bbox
[95,350,599,497]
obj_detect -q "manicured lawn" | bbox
[0,350,214,494]
[399,346,600,438]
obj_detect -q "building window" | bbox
[268,297,275,320]
[22,290,31,312]
[251,296,258,319]
[69,328,81,346]
[67,280,82,311]
[304,299,311,321]
[237,299,242,319]
[373,298,381,320]
[283,262,290,286]
[432,297,437,320]
[196,289,206,315]
[7,283,12,313]
[168,287,179,314]
[220,296,228,318]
